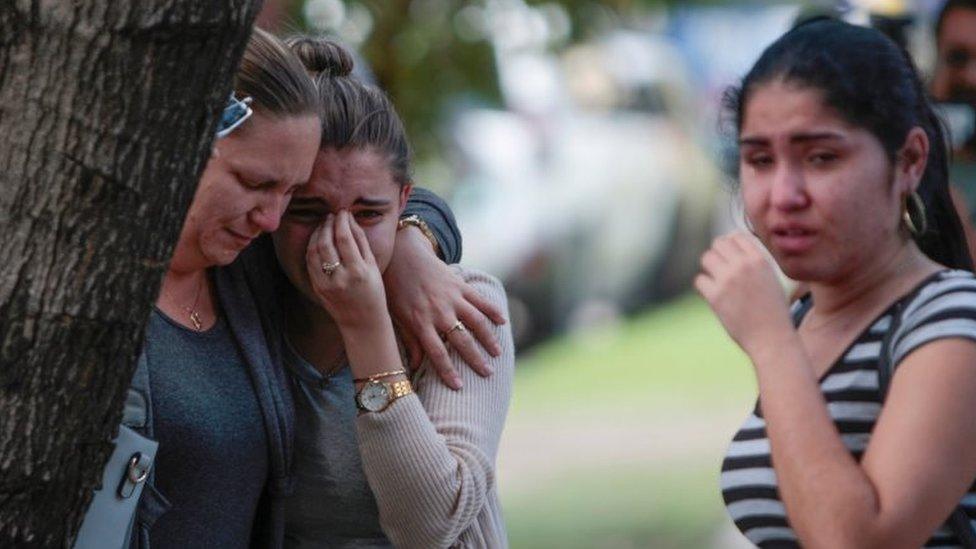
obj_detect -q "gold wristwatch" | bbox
[356,379,413,413]
[398,214,441,258]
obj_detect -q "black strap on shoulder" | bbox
[791,294,814,328]
[880,301,976,547]
[877,302,902,397]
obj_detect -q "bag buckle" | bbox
[117,452,150,499]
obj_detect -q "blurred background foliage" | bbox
[264,0,734,162]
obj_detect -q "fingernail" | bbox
[490,345,502,357]
[452,376,463,390]
[481,365,494,377]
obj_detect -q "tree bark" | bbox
[0,1,262,545]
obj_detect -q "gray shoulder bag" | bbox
[73,355,158,549]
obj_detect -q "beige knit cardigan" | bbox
[356,266,514,549]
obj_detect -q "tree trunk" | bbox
[0,1,262,545]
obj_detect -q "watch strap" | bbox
[398,214,441,257]
[389,379,413,400]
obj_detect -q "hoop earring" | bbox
[903,191,927,236]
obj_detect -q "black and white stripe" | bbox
[721,270,976,548]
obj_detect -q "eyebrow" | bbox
[739,131,847,146]
[287,197,393,208]
[354,197,392,207]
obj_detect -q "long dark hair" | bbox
[726,18,973,270]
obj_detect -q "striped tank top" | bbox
[721,269,976,548]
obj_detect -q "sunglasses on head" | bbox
[216,94,254,138]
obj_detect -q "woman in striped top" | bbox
[696,18,976,548]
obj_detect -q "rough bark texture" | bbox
[0,1,262,546]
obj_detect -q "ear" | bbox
[895,127,929,195]
[397,183,413,215]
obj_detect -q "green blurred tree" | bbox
[267,0,500,165]
[263,0,728,165]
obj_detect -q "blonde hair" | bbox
[234,28,319,119]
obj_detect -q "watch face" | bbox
[357,381,390,412]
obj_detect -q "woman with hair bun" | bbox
[248,36,514,549]
[699,18,976,548]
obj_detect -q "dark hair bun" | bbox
[285,36,354,77]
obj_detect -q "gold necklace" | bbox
[181,275,205,331]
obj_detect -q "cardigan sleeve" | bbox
[355,267,513,548]
[403,187,463,264]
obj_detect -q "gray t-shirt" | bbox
[282,338,392,549]
[146,309,269,548]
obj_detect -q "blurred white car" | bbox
[450,30,722,348]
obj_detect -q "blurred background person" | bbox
[932,0,976,151]
[932,0,976,260]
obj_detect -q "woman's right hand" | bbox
[695,231,793,358]
[304,210,390,331]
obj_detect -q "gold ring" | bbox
[321,261,340,275]
[440,320,467,341]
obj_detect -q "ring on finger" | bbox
[440,320,467,342]
[321,261,341,276]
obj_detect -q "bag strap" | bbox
[128,348,160,549]
[880,301,976,548]
[126,351,153,437]
[791,294,814,328]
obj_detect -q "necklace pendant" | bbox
[189,311,203,331]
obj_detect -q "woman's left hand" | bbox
[694,231,793,356]
[305,210,389,331]
[383,226,506,389]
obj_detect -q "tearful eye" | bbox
[745,155,773,169]
[355,210,383,221]
[808,152,838,165]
